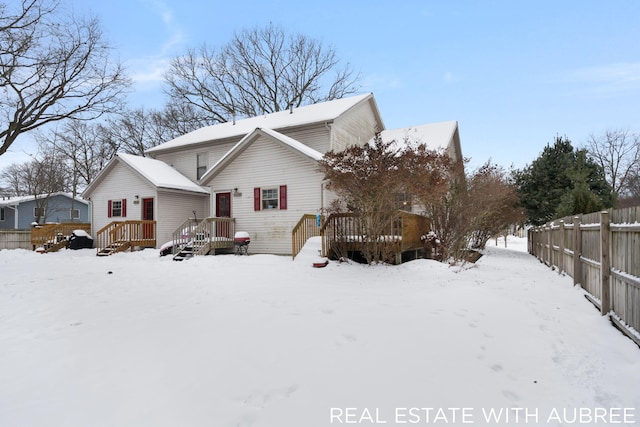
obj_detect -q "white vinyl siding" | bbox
[153,141,237,181]
[278,125,330,154]
[156,191,209,246]
[330,100,380,152]
[89,162,155,239]
[210,134,325,255]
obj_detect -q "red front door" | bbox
[216,192,231,238]
[142,198,154,239]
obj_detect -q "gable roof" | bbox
[200,127,323,185]
[146,93,381,154]
[378,121,458,151]
[0,192,88,207]
[83,153,209,197]
[377,121,463,163]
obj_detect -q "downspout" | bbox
[85,198,93,238]
[11,205,18,229]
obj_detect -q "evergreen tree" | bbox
[514,136,613,225]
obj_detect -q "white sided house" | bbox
[82,93,463,257]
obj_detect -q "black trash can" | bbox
[69,230,94,250]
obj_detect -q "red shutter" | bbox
[108,200,112,218]
[279,185,287,210]
[122,199,127,217]
[254,188,261,211]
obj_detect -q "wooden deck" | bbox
[318,211,430,264]
[31,223,92,252]
[171,217,235,260]
[95,220,156,256]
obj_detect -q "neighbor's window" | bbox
[108,199,127,218]
[34,207,45,218]
[197,153,207,180]
[0,207,4,221]
[70,209,80,220]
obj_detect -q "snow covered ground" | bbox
[1,237,638,426]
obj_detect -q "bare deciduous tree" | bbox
[0,0,129,156]
[586,129,640,197]
[103,104,212,156]
[465,162,525,249]
[36,120,116,198]
[164,23,361,123]
[0,145,68,223]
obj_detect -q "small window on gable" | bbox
[197,153,207,180]
[70,209,80,219]
[254,185,287,211]
[34,207,45,218]
[108,199,127,218]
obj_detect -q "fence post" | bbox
[545,225,551,266]
[600,211,611,315]
[558,220,565,273]
[573,215,582,287]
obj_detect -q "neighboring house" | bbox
[82,93,464,255]
[0,192,89,230]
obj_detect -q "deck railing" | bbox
[172,217,235,256]
[320,211,430,263]
[291,214,323,259]
[95,220,156,255]
[31,222,92,252]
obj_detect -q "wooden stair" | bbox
[31,223,92,253]
[95,221,155,256]
[170,217,235,261]
[172,243,195,261]
[97,240,131,257]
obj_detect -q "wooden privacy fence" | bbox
[529,206,640,346]
[0,230,31,250]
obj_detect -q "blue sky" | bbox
[2,0,639,171]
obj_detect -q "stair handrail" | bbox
[194,217,235,256]
[96,221,125,254]
[191,218,212,256]
[31,222,92,251]
[171,218,199,254]
[291,214,323,259]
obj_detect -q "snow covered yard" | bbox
[1,238,638,427]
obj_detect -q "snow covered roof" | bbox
[378,121,459,152]
[116,153,209,194]
[83,153,209,197]
[0,192,88,207]
[146,93,377,154]
[200,128,323,185]
[375,121,463,163]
